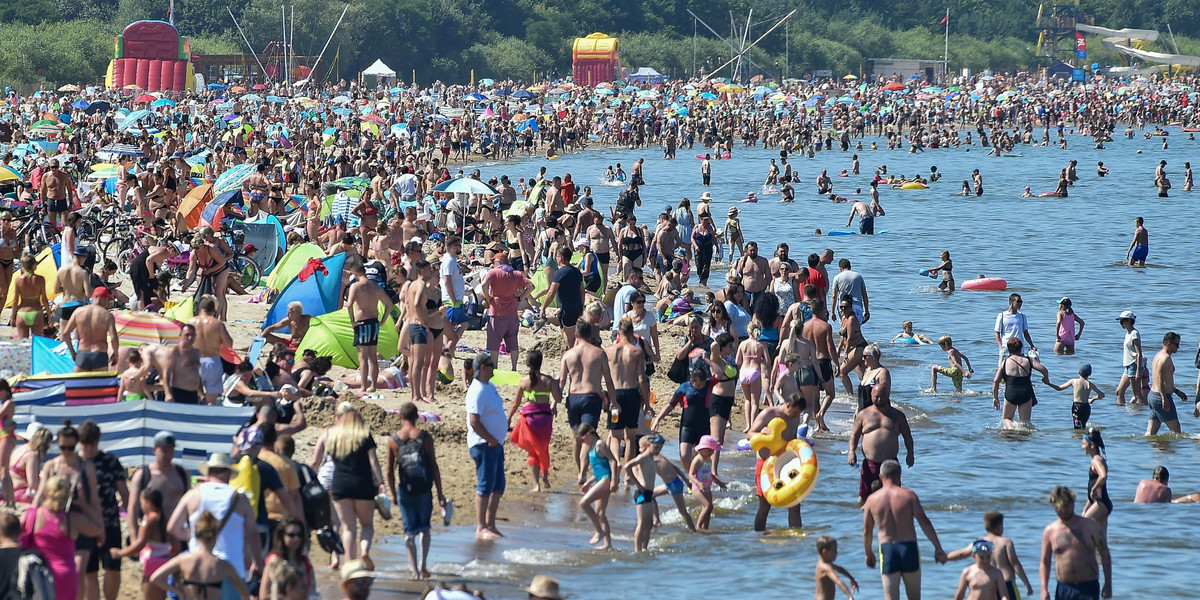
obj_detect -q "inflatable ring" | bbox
[960,277,1007,291]
[758,438,819,508]
[749,417,788,456]
[900,182,928,190]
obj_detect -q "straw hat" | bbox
[699,191,713,201]
[524,575,565,600]
[199,453,239,477]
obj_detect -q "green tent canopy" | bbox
[296,307,399,369]
[267,243,328,291]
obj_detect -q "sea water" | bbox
[371,132,1200,598]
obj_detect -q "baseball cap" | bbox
[1116,310,1136,321]
[473,351,496,369]
[92,286,111,300]
[153,431,176,448]
[235,426,264,451]
[72,246,89,257]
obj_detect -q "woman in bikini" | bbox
[776,318,822,421]
[0,213,17,306]
[150,510,251,600]
[617,213,646,282]
[352,189,379,252]
[735,322,769,433]
[10,253,49,338]
[508,350,561,492]
[0,380,15,508]
[837,295,869,397]
[503,215,532,273]
[305,182,324,247]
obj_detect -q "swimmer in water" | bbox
[891,320,933,345]
[1126,216,1148,267]
[1097,161,1108,177]
[928,335,973,393]
[1045,363,1104,430]
[814,536,859,600]
[604,165,616,181]
[959,181,971,196]
[1022,186,1034,198]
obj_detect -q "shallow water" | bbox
[375,132,1200,598]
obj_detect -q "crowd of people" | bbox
[0,68,1196,600]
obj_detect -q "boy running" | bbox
[928,335,973,393]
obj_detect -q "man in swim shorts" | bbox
[560,320,614,484]
[1148,331,1189,435]
[60,288,119,373]
[163,324,202,404]
[849,384,914,504]
[190,295,234,404]
[1126,216,1148,267]
[346,260,392,393]
[1039,486,1111,600]
[56,247,92,324]
[749,394,806,532]
[862,460,947,600]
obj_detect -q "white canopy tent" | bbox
[362,59,396,78]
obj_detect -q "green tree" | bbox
[464,34,553,81]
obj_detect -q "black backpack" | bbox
[296,463,330,531]
[391,433,433,495]
[616,190,634,215]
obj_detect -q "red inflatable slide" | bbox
[106,20,193,92]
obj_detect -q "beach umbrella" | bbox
[213,162,257,195]
[329,176,370,191]
[699,92,718,101]
[718,84,744,93]
[511,90,534,99]
[133,94,155,103]
[464,92,487,101]
[114,311,182,347]
[58,84,79,92]
[207,83,228,90]
[595,88,614,96]
[0,166,20,183]
[119,109,151,130]
[241,94,263,102]
[431,177,498,195]
[546,88,569,96]
[882,82,905,92]
[252,84,268,90]
[331,107,352,117]
[96,143,143,160]
[266,96,285,103]
[359,114,386,125]
[231,86,247,93]
[331,96,351,104]
[70,100,89,109]
[82,101,111,115]
[151,98,175,107]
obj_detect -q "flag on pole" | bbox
[940,10,948,24]
[167,0,175,24]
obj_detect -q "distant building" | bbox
[866,58,946,83]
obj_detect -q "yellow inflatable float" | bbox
[900,182,929,190]
[749,418,819,508]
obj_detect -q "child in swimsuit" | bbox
[648,436,696,532]
[1054,297,1085,355]
[891,320,934,345]
[110,488,172,591]
[576,424,617,550]
[118,348,152,402]
[689,435,727,530]
[928,335,974,394]
[735,323,769,434]
[1045,363,1105,430]
[622,438,659,553]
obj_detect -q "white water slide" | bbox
[1075,24,1200,67]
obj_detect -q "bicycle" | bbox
[11,202,59,256]
[222,229,261,290]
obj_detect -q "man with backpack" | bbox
[127,431,191,545]
[386,402,446,580]
[168,453,263,582]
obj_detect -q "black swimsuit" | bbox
[1089,462,1113,515]
[1002,356,1035,407]
[621,230,645,262]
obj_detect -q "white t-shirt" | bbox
[994,311,1028,345]
[611,284,638,331]
[1122,328,1142,367]
[465,378,507,448]
[440,254,466,302]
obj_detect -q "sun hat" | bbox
[524,575,565,600]
[339,559,374,583]
[696,434,723,452]
[199,453,239,476]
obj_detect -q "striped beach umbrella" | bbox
[114,311,182,347]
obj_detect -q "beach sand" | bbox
[19,263,694,600]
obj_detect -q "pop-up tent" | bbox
[362,59,396,78]
[296,308,399,369]
[5,246,57,308]
[267,243,328,291]
[232,215,286,276]
[262,252,346,333]
[628,67,667,85]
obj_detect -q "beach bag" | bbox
[229,455,262,516]
[391,433,433,495]
[17,550,56,600]
[296,463,330,531]
[667,355,690,384]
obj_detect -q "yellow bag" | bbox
[229,454,261,516]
